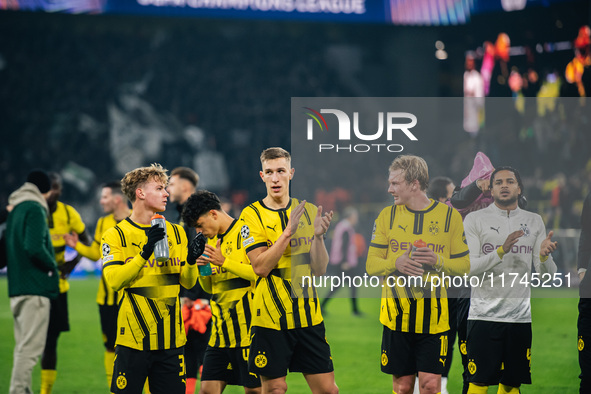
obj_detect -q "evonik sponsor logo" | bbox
[304,107,418,153]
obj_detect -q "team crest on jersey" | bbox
[428,221,440,236]
[580,337,585,351]
[298,220,305,230]
[102,243,111,257]
[381,351,388,366]
[240,225,250,239]
[468,360,477,375]
[254,352,267,368]
[116,374,127,389]
[225,241,233,256]
[519,223,530,237]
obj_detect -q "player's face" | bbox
[194,211,219,239]
[166,175,183,203]
[99,187,115,214]
[491,170,521,207]
[260,158,294,200]
[140,179,169,212]
[388,170,414,206]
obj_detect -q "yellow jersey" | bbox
[49,201,85,293]
[199,218,256,348]
[240,198,323,331]
[366,200,469,334]
[101,218,192,350]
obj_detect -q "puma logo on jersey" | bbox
[267,225,277,232]
[490,227,500,234]
[439,358,446,366]
[398,225,407,232]
[132,242,142,249]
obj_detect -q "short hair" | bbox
[170,167,199,189]
[260,147,291,166]
[121,163,168,202]
[428,176,454,201]
[388,155,429,191]
[182,190,222,228]
[103,181,125,197]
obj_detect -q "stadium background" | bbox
[0,0,589,392]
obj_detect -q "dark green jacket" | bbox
[6,183,59,299]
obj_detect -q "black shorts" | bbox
[111,345,185,394]
[48,292,69,335]
[381,326,448,376]
[248,323,334,378]
[99,304,118,350]
[466,320,532,387]
[201,346,261,388]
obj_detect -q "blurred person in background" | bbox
[6,170,58,394]
[43,172,89,394]
[321,206,363,316]
[64,181,131,388]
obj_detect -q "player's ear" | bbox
[136,188,144,201]
[289,168,295,180]
[210,210,218,220]
[259,170,265,182]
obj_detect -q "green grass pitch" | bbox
[0,277,579,393]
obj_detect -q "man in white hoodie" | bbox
[463,167,557,394]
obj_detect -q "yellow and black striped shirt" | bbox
[240,198,323,331]
[49,201,86,293]
[366,200,469,334]
[199,219,256,348]
[101,218,189,351]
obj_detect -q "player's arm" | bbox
[180,230,201,290]
[366,213,399,276]
[102,225,165,291]
[243,203,306,278]
[60,206,89,277]
[449,181,482,209]
[439,210,470,275]
[309,205,333,276]
[464,212,504,276]
[533,217,557,275]
[64,219,102,261]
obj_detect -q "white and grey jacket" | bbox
[464,203,557,323]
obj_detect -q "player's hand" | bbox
[411,247,437,267]
[314,206,333,237]
[540,230,558,257]
[476,178,491,193]
[140,224,166,259]
[285,200,306,238]
[395,248,424,276]
[187,232,207,265]
[502,230,524,254]
[202,239,225,267]
[63,232,79,248]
